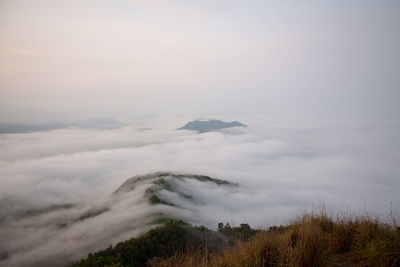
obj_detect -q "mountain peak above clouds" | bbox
[178,120,246,133]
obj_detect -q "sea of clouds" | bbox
[0,114,399,266]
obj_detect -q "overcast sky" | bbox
[1,0,399,121]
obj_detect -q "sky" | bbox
[1,0,399,121]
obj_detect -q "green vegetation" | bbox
[218,222,257,242]
[77,207,109,221]
[74,214,400,267]
[156,214,400,267]
[73,213,400,267]
[72,221,256,267]
[148,195,174,206]
[114,172,237,196]
[120,172,237,209]
[151,173,236,187]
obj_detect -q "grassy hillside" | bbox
[155,214,400,267]
[74,213,400,267]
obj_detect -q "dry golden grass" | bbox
[152,213,400,267]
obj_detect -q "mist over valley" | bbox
[0,116,398,266]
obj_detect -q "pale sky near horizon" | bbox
[1,0,399,121]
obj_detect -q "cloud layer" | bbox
[0,115,399,266]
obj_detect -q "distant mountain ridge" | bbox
[178,119,246,133]
[0,119,125,134]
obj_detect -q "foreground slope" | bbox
[156,214,400,267]
[75,214,400,267]
[73,220,257,267]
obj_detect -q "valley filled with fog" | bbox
[0,115,399,266]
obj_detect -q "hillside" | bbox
[73,220,256,267]
[74,213,400,267]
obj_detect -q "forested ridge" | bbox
[73,220,256,267]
